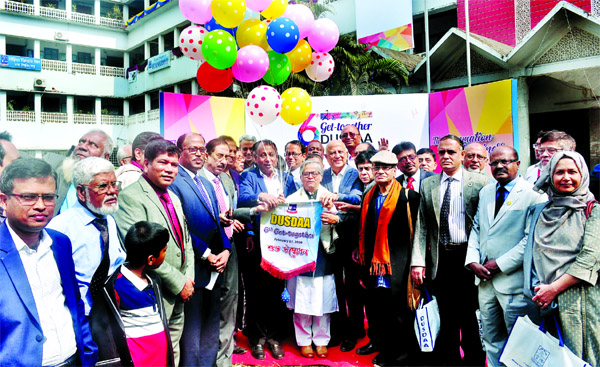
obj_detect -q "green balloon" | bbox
[201,30,238,70]
[262,51,291,86]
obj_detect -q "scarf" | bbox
[358,179,402,276]
[532,151,595,283]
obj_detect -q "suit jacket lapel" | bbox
[433,175,441,222]
[493,178,524,225]
[254,167,268,194]
[138,178,179,242]
[487,185,496,227]
[183,169,218,221]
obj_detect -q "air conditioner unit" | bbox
[54,31,68,41]
[34,78,46,89]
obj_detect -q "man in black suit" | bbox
[392,142,435,193]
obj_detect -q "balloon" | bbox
[246,85,282,126]
[246,0,271,12]
[308,18,339,53]
[281,87,311,125]
[179,25,208,61]
[236,19,270,50]
[179,0,212,24]
[205,17,237,37]
[305,52,335,82]
[197,63,233,93]
[202,30,238,70]
[262,51,291,85]
[266,17,299,54]
[211,0,246,29]
[232,45,269,83]
[282,4,314,39]
[286,39,312,73]
[261,0,288,19]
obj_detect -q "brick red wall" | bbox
[457,0,517,46]
[530,0,590,28]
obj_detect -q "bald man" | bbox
[341,125,361,168]
[463,143,489,174]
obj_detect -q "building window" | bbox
[78,52,92,64]
[43,48,59,60]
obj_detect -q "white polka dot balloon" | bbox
[245,85,282,126]
[308,18,339,53]
[305,52,335,82]
[179,25,209,61]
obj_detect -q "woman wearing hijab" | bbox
[523,151,600,365]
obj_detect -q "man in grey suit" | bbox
[392,141,435,193]
[411,134,488,366]
[465,146,547,367]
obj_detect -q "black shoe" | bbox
[372,352,409,366]
[340,339,357,352]
[266,339,285,360]
[356,341,378,355]
[250,344,265,360]
[233,345,248,355]
[328,338,341,347]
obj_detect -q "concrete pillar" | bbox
[0,35,6,55]
[95,0,101,24]
[67,95,74,124]
[174,84,180,94]
[66,44,72,73]
[191,79,199,95]
[144,0,150,9]
[517,77,531,171]
[123,99,129,117]
[123,5,129,21]
[123,51,130,68]
[34,94,42,124]
[144,41,150,60]
[144,93,151,112]
[0,91,7,123]
[96,97,102,125]
[158,34,165,54]
[66,0,72,19]
[34,40,40,58]
[95,47,101,75]
[173,28,179,47]
[33,0,40,15]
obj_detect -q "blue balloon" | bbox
[266,17,300,54]
[205,17,238,38]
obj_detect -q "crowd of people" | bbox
[0,125,599,367]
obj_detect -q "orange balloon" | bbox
[286,39,312,73]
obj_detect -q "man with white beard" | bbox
[48,157,126,316]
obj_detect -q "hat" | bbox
[371,150,398,165]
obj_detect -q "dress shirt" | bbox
[9,224,77,366]
[524,162,542,184]
[59,183,77,214]
[331,165,349,194]
[439,168,467,243]
[496,176,520,202]
[179,166,214,260]
[47,201,126,315]
[400,170,422,191]
[203,168,230,212]
[347,155,356,169]
[259,169,282,196]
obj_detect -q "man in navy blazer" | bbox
[393,141,436,193]
[169,133,232,367]
[238,139,296,360]
[0,158,97,367]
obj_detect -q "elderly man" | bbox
[358,151,420,366]
[239,135,257,169]
[219,135,242,190]
[411,134,488,366]
[45,129,114,215]
[526,130,576,184]
[48,158,126,316]
[465,146,547,367]
[393,141,435,192]
[0,158,97,366]
[115,131,162,190]
[114,139,194,365]
[417,148,437,172]
[340,125,361,167]
[524,130,545,184]
[463,143,489,174]
[116,145,132,166]
[285,140,307,188]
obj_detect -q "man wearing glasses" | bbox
[526,130,575,184]
[285,140,307,189]
[48,157,126,317]
[340,125,362,168]
[463,143,489,175]
[392,141,435,193]
[0,158,98,366]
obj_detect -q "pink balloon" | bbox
[282,4,315,39]
[305,52,334,82]
[308,18,339,53]
[232,45,270,83]
[246,0,272,12]
[179,25,208,61]
[246,85,282,126]
[179,0,212,24]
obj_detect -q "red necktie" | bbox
[213,178,234,238]
[407,176,415,191]
[159,192,185,262]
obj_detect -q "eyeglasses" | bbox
[302,171,321,177]
[211,153,227,161]
[183,146,207,155]
[465,153,487,161]
[285,152,302,158]
[341,132,359,139]
[8,193,58,206]
[536,147,562,155]
[490,159,517,167]
[373,164,394,171]
[398,154,417,164]
[82,181,119,194]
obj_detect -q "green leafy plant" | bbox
[72,4,77,11]
[105,4,122,20]
[7,100,15,111]
[22,106,31,111]
[101,108,109,115]
[44,2,56,8]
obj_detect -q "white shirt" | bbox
[525,162,542,184]
[180,166,213,259]
[398,169,422,192]
[331,165,349,194]
[439,168,467,243]
[203,168,230,212]
[259,169,282,196]
[9,224,77,366]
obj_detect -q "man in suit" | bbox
[238,139,296,360]
[465,146,547,367]
[115,131,163,190]
[113,139,194,366]
[411,134,488,366]
[321,140,364,352]
[0,158,97,367]
[285,140,307,189]
[393,141,435,193]
[239,135,258,170]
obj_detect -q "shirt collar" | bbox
[259,169,279,180]
[332,164,348,178]
[72,200,106,224]
[498,175,520,192]
[202,167,218,182]
[120,265,152,291]
[142,174,167,194]
[131,160,144,170]
[8,222,52,254]
[407,169,421,182]
[441,167,463,183]
[179,165,197,180]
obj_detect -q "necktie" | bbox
[159,192,185,262]
[213,177,234,238]
[194,175,214,214]
[407,176,415,191]
[89,218,110,301]
[439,177,453,246]
[495,186,507,217]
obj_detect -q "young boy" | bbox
[91,221,173,367]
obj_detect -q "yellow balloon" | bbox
[281,87,312,125]
[211,0,246,29]
[236,19,270,51]
[286,39,312,73]
[261,0,288,19]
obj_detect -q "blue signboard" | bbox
[147,52,171,73]
[0,54,42,71]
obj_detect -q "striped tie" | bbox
[213,178,234,239]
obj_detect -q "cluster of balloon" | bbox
[178,0,340,126]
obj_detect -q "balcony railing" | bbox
[101,115,125,125]
[42,59,67,72]
[100,65,126,78]
[100,16,124,29]
[39,5,66,20]
[126,112,146,124]
[6,110,35,122]
[73,114,97,125]
[2,0,35,15]
[148,109,159,121]
[41,112,68,124]
[73,62,96,75]
[71,11,96,25]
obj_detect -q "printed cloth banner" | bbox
[260,201,323,279]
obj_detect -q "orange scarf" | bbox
[359,179,402,276]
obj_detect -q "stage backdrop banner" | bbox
[428,79,517,175]
[246,94,429,153]
[260,201,323,279]
[160,92,246,142]
[356,0,413,51]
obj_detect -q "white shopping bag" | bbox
[413,289,440,352]
[499,315,591,367]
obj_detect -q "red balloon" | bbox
[197,62,233,93]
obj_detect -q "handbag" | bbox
[499,315,591,367]
[413,288,440,352]
[405,188,422,311]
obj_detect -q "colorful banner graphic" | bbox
[358,24,414,51]
[356,0,413,51]
[260,201,323,279]
[160,92,246,142]
[428,79,516,174]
